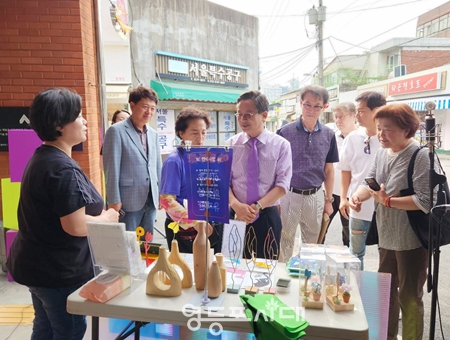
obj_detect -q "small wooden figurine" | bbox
[207,261,222,298]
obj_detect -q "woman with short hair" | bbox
[7,88,119,340]
[350,103,433,339]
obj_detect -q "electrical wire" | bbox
[263,0,292,44]
[255,0,436,17]
[259,42,316,60]
[261,46,316,83]
[260,0,282,39]
[261,44,316,77]
[261,44,315,76]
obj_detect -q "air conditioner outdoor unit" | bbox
[394,65,406,77]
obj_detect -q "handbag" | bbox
[399,147,450,250]
[365,211,379,245]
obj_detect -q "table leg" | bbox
[135,322,140,340]
[91,316,99,340]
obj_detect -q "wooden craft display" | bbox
[215,253,227,292]
[146,246,182,297]
[325,272,354,312]
[193,221,210,290]
[207,261,222,298]
[167,239,193,288]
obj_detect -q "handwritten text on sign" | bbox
[183,148,233,223]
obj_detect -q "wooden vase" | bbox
[146,246,182,297]
[193,221,210,290]
[215,253,227,292]
[207,261,222,298]
[168,239,193,288]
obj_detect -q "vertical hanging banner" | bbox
[183,147,233,223]
[156,109,176,154]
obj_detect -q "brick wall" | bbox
[0,0,102,220]
[401,50,450,75]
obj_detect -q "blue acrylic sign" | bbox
[183,147,233,223]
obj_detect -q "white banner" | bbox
[156,109,175,154]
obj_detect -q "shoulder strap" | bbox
[407,147,422,190]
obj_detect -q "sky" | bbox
[209,0,450,87]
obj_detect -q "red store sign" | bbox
[388,72,441,96]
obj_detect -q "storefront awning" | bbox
[150,79,244,103]
[393,95,450,111]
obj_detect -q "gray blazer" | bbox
[103,117,162,212]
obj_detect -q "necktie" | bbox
[247,138,260,219]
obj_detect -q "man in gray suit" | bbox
[103,86,162,240]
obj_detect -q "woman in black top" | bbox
[7,88,119,340]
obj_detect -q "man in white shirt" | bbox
[338,91,386,269]
[322,102,358,246]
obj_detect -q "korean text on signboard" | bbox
[156,109,176,154]
[388,72,441,96]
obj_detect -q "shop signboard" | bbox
[156,109,176,154]
[156,51,248,87]
[388,72,441,96]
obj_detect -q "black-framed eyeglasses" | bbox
[235,112,258,120]
[302,103,324,112]
[364,137,370,154]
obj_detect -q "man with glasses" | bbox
[338,91,386,269]
[321,102,358,246]
[227,90,292,258]
[277,85,339,262]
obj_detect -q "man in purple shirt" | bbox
[277,85,339,262]
[228,90,292,259]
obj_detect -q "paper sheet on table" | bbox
[221,219,246,259]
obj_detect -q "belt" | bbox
[290,187,320,195]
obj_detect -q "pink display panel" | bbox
[8,129,42,182]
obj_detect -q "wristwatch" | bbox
[325,196,335,203]
[255,201,264,212]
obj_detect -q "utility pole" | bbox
[308,1,326,86]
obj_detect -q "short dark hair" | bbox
[128,86,158,105]
[111,109,130,123]
[374,103,419,139]
[29,88,82,141]
[175,106,212,139]
[237,90,269,113]
[355,91,386,110]
[301,85,329,104]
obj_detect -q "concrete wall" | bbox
[128,0,259,89]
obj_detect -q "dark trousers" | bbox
[231,206,281,259]
[379,247,427,340]
[164,218,223,254]
[322,194,349,246]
